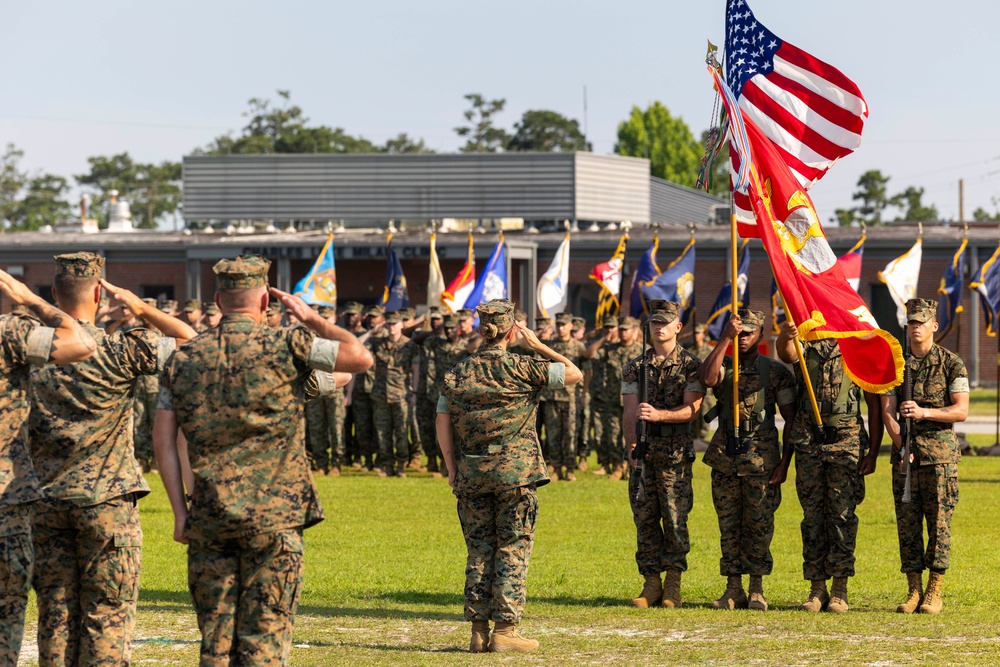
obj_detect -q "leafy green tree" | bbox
[507,110,589,152]
[9,174,71,231]
[851,169,892,225]
[0,143,26,230]
[382,133,434,154]
[204,91,380,155]
[832,208,859,227]
[455,94,509,153]
[75,153,181,229]
[892,186,938,222]
[615,102,701,186]
[972,206,1000,221]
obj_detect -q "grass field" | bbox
[19,453,1000,666]
[968,388,1000,418]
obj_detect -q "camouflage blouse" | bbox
[29,322,164,506]
[892,343,969,466]
[440,347,562,495]
[0,315,52,512]
[160,314,339,541]
[370,335,417,402]
[703,354,797,476]
[540,338,586,402]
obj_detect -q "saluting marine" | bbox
[437,299,583,653]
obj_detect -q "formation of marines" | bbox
[0,245,972,662]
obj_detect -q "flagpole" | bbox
[729,204,740,440]
[779,293,825,431]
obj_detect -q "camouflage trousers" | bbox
[408,398,423,459]
[344,404,360,464]
[32,494,142,667]
[629,455,694,574]
[304,394,345,471]
[796,451,865,580]
[543,399,576,469]
[457,485,538,624]
[576,393,590,458]
[590,400,623,467]
[536,403,548,461]
[352,391,377,458]
[710,468,781,576]
[893,463,959,573]
[374,398,410,468]
[188,528,304,667]
[0,505,32,667]
[416,395,439,463]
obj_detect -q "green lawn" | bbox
[968,388,1000,418]
[21,455,1000,666]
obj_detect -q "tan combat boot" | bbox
[801,579,829,612]
[661,570,683,608]
[827,577,849,613]
[919,571,944,614]
[631,574,663,608]
[896,572,923,613]
[408,457,426,472]
[469,620,490,653]
[748,575,768,611]
[608,464,624,481]
[395,461,407,478]
[592,464,607,476]
[327,466,341,477]
[564,470,577,482]
[489,622,539,652]
[711,575,748,610]
[577,457,589,472]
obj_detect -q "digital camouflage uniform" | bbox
[132,372,158,471]
[416,330,445,470]
[622,345,705,575]
[304,387,346,473]
[703,353,796,576]
[353,336,381,466]
[540,332,586,472]
[686,335,714,440]
[789,340,871,580]
[160,293,339,666]
[891,343,968,574]
[438,315,558,624]
[370,330,417,473]
[0,314,56,666]
[30,314,171,667]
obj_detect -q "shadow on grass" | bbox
[297,604,464,622]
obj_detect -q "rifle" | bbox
[900,334,913,503]
[633,322,650,501]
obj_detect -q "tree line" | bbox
[0,90,959,230]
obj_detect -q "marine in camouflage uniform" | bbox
[415,310,445,474]
[572,316,591,467]
[686,324,715,441]
[132,298,161,473]
[157,255,370,667]
[353,306,386,471]
[438,299,581,653]
[622,300,705,609]
[0,270,95,667]
[585,317,620,474]
[776,319,883,614]
[28,253,194,667]
[700,310,797,611]
[304,306,346,475]
[369,311,418,477]
[587,317,643,479]
[340,302,366,467]
[541,312,587,480]
[882,298,969,615]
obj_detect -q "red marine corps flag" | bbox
[711,65,903,392]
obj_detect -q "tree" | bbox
[455,94,509,153]
[892,186,938,222]
[832,208,859,227]
[0,143,27,230]
[851,169,892,225]
[972,206,1000,221]
[204,91,380,155]
[9,174,71,231]
[507,110,589,152]
[615,102,701,187]
[75,153,182,229]
[382,133,434,154]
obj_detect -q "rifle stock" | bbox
[901,334,913,503]
[634,322,649,500]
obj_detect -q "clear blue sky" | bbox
[4,0,999,223]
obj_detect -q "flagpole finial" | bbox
[860,220,867,236]
[962,221,968,239]
[387,219,397,235]
[706,39,721,70]
[918,222,923,240]
[688,223,697,239]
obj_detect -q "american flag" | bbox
[726,0,868,233]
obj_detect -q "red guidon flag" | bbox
[735,113,903,392]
